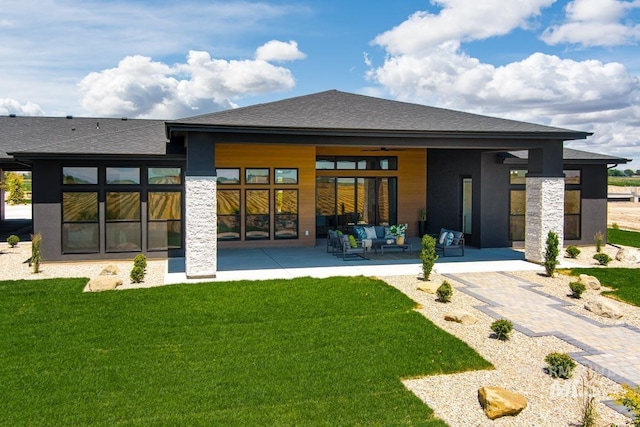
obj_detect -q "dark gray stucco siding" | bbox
[427,149,482,247]
[480,153,512,248]
[570,164,608,245]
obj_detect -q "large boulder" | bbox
[478,386,527,420]
[87,276,123,292]
[578,274,601,290]
[417,281,440,294]
[444,310,478,325]
[584,298,623,319]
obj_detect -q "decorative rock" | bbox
[100,265,119,276]
[478,386,527,420]
[417,281,440,294]
[87,276,123,292]
[444,310,478,325]
[584,298,623,319]
[615,248,625,262]
[578,274,601,290]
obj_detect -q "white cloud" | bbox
[373,0,555,55]
[0,99,44,116]
[255,40,306,62]
[541,0,640,46]
[79,49,298,119]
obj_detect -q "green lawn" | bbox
[569,268,640,307]
[0,276,491,426]
[608,228,640,248]
[608,176,640,186]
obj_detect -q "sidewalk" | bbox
[449,271,640,388]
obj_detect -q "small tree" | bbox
[565,245,580,259]
[569,281,586,299]
[420,234,438,281]
[133,254,147,270]
[130,266,145,283]
[545,352,577,379]
[544,231,559,277]
[2,172,26,205]
[6,235,20,248]
[490,319,513,341]
[593,253,612,266]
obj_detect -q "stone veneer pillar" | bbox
[525,176,564,263]
[185,176,217,278]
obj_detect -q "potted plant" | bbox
[390,224,407,245]
[418,208,428,237]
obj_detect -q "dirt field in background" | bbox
[608,201,640,231]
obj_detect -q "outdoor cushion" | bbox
[354,226,367,240]
[438,229,448,245]
[445,231,454,246]
[451,230,464,245]
[364,226,377,239]
[375,226,385,238]
[348,235,358,248]
[384,226,393,239]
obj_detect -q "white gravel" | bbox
[2,240,638,425]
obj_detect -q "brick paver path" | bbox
[448,272,640,387]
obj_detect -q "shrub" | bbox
[30,233,42,274]
[593,253,612,266]
[420,234,438,281]
[7,235,19,248]
[612,222,620,230]
[2,172,26,205]
[569,281,587,299]
[612,384,640,426]
[594,231,604,253]
[130,266,145,283]
[490,319,513,341]
[133,254,147,270]
[436,281,453,303]
[544,231,559,277]
[544,352,576,379]
[565,245,581,259]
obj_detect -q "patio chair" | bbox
[338,234,368,260]
[326,229,341,254]
[434,228,465,257]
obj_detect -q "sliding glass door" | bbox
[316,177,396,236]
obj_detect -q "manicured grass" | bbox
[568,268,640,307]
[0,276,491,426]
[608,228,640,248]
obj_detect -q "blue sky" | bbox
[1,0,639,169]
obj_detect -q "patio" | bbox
[166,238,546,284]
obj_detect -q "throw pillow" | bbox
[336,230,343,236]
[348,234,358,249]
[445,231,454,246]
[354,226,367,240]
[439,230,448,245]
[364,226,377,239]
[384,226,393,238]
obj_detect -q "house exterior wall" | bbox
[315,147,427,236]
[571,163,608,246]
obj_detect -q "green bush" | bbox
[6,235,19,248]
[490,319,513,341]
[569,281,587,299]
[594,231,604,253]
[133,254,147,270]
[436,281,453,303]
[2,172,26,205]
[612,222,620,230]
[544,352,576,379]
[565,245,581,259]
[130,266,145,283]
[420,234,438,281]
[30,233,42,274]
[612,384,640,426]
[544,231,559,277]
[593,253,612,266]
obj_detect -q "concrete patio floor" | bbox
[165,238,557,284]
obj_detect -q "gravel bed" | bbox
[0,243,167,289]
[380,270,633,426]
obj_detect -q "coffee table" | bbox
[380,243,412,255]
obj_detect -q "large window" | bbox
[245,189,269,239]
[275,189,298,239]
[148,192,181,250]
[509,169,582,241]
[62,192,99,253]
[63,167,97,184]
[218,190,241,240]
[316,156,397,170]
[106,192,141,252]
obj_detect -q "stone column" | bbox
[185,176,217,278]
[525,177,564,263]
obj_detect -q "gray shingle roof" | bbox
[1,116,166,161]
[168,90,590,138]
[503,148,630,164]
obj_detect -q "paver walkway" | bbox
[448,271,640,387]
